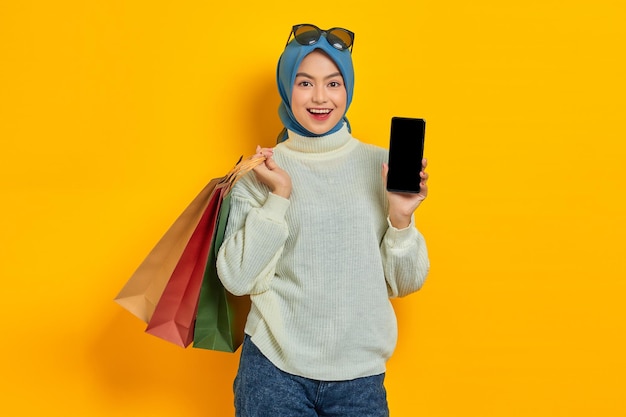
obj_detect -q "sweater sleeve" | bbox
[380,216,430,297]
[216,174,290,296]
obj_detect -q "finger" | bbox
[381,163,390,188]
[419,180,428,195]
[257,150,270,160]
[264,156,281,171]
[252,162,268,174]
[254,146,266,160]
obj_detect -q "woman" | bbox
[217,24,430,417]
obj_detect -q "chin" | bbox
[304,120,342,136]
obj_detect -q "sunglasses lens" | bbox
[293,25,321,46]
[327,29,353,50]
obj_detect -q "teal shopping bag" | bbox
[193,188,251,352]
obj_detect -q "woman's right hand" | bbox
[252,145,292,198]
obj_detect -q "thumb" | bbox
[265,156,279,171]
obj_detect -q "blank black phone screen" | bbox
[386,117,425,193]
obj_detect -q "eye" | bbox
[328,81,342,88]
[298,81,313,87]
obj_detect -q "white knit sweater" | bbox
[216,125,429,381]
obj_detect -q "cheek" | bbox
[333,90,348,109]
[291,89,308,108]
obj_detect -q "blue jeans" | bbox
[234,335,390,417]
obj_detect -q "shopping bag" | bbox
[116,154,265,349]
[114,177,222,323]
[190,156,267,351]
[144,184,224,347]
[193,190,251,352]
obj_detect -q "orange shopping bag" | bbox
[114,178,221,323]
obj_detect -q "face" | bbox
[291,50,347,135]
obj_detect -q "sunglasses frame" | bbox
[285,24,355,52]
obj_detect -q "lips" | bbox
[308,108,333,120]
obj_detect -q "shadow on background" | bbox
[88,306,241,415]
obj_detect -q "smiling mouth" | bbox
[308,108,333,118]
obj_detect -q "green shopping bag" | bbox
[192,189,251,352]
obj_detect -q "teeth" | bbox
[309,109,331,114]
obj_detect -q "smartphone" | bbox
[386,117,426,193]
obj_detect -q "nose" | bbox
[312,86,328,104]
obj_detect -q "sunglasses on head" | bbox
[286,24,355,52]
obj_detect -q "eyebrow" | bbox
[295,72,343,80]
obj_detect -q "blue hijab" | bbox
[276,35,355,142]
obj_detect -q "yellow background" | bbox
[1,1,625,416]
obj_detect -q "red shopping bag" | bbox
[145,183,226,347]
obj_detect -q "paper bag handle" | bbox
[223,155,266,194]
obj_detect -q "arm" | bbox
[380,220,430,297]
[216,147,292,296]
[381,158,430,297]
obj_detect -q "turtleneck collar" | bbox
[282,123,354,154]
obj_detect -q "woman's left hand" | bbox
[382,158,429,229]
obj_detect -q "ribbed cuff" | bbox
[385,216,418,247]
[262,192,291,222]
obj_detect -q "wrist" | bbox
[388,213,411,229]
[272,185,291,199]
